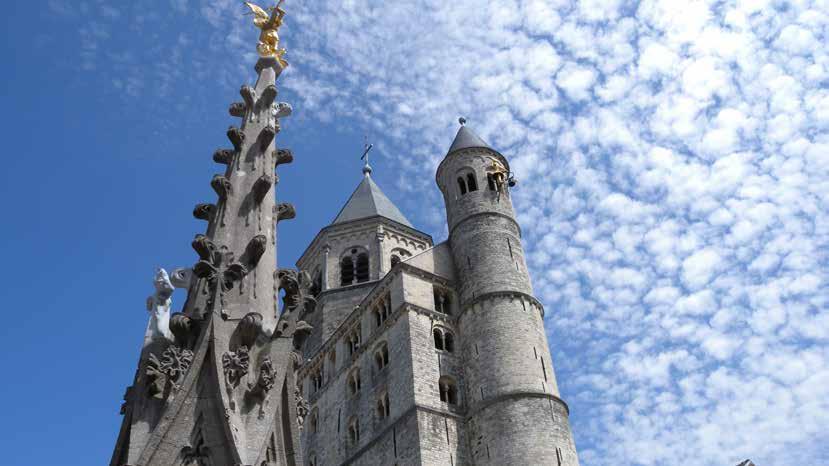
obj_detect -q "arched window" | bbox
[467,173,478,191]
[377,392,390,419]
[374,306,383,327]
[433,327,454,353]
[487,173,497,191]
[310,365,323,393]
[348,416,360,445]
[346,326,361,356]
[374,343,389,372]
[309,455,317,466]
[438,376,459,405]
[373,294,392,329]
[340,248,369,286]
[433,328,444,350]
[340,256,354,286]
[457,177,467,195]
[347,369,361,396]
[433,287,450,314]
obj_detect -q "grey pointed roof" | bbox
[447,125,492,154]
[332,174,413,227]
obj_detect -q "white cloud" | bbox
[556,63,597,101]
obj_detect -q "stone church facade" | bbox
[109,18,578,463]
[295,125,579,466]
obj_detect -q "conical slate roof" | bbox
[332,173,413,227]
[447,125,492,154]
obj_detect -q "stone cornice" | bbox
[468,391,570,417]
[297,216,433,268]
[459,290,546,319]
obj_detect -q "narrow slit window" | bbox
[457,177,467,195]
[467,173,478,191]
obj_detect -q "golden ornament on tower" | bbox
[243,0,289,67]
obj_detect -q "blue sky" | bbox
[1,1,827,465]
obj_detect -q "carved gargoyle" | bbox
[278,269,316,316]
[293,320,313,350]
[145,268,174,343]
[273,101,292,119]
[258,125,276,150]
[227,126,245,151]
[252,174,273,204]
[274,269,317,350]
[211,175,232,200]
[240,85,256,110]
[276,203,296,222]
[274,148,293,166]
[213,149,234,165]
[191,234,216,261]
[238,312,263,348]
[228,102,246,118]
[193,203,216,221]
[244,235,268,268]
[170,312,198,349]
[259,84,277,108]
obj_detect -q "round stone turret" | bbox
[435,122,580,466]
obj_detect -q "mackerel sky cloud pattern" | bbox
[51,1,828,465]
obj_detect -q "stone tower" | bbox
[292,122,579,466]
[110,48,313,466]
[434,122,580,465]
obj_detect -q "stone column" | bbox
[322,245,331,291]
[375,226,386,279]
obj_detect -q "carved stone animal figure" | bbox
[144,268,174,346]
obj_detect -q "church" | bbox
[293,121,579,465]
[110,4,578,465]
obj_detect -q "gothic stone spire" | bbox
[111,9,313,465]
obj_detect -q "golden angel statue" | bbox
[243,1,288,67]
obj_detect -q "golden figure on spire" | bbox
[243,0,288,67]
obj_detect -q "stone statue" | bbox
[144,268,174,345]
[243,1,288,66]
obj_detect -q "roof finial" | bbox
[360,138,374,176]
[243,1,289,68]
[459,117,467,126]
